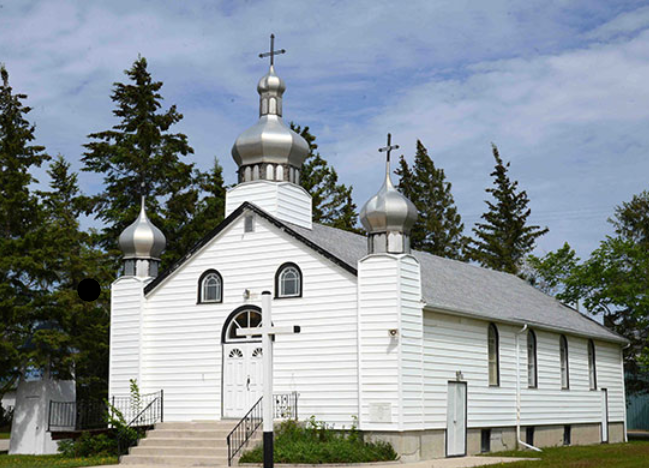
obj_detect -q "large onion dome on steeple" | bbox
[231,35,309,184]
[360,134,418,255]
[118,196,166,277]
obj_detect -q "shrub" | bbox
[239,417,398,464]
[58,433,117,458]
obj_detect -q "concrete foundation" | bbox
[364,421,621,460]
[365,429,445,462]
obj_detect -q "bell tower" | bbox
[225,34,312,228]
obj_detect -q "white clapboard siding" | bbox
[398,256,425,430]
[358,255,401,430]
[423,310,625,430]
[225,181,312,228]
[109,277,146,398]
[140,213,357,425]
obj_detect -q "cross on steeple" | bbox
[259,33,286,66]
[378,133,400,164]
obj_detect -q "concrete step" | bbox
[156,421,238,431]
[147,429,235,439]
[140,437,227,448]
[121,454,228,466]
[131,446,228,457]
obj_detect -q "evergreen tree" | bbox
[0,66,50,391]
[82,56,199,268]
[467,144,548,274]
[291,124,358,231]
[37,156,112,399]
[395,141,467,259]
[177,158,227,254]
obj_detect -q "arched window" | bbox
[527,330,538,388]
[560,335,570,389]
[198,270,223,303]
[223,308,262,342]
[275,263,302,298]
[588,339,597,390]
[488,323,500,386]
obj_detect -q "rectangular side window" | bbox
[563,425,571,446]
[481,429,491,453]
[526,427,535,446]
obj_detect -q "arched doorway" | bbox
[222,306,263,418]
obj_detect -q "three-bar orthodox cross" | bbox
[259,33,286,66]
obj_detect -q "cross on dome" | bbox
[378,133,400,164]
[259,33,286,67]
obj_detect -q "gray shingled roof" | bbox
[289,222,626,344]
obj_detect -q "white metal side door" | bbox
[601,388,609,443]
[446,381,467,457]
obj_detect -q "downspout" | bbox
[516,324,542,452]
[622,341,631,443]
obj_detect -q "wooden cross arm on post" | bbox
[237,325,301,338]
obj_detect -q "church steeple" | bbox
[231,34,309,184]
[225,34,313,229]
[118,193,166,278]
[360,134,418,254]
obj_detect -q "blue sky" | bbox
[2,0,649,258]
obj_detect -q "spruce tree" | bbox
[395,141,467,259]
[0,66,50,390]
[177,158,227,255]
[82,56,199,267]
[37,156,112,399]
[467,144,548,274]
[291,124,358,231]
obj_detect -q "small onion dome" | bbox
[118,196,166,260]
[257,66,286,95]
[231,65,309,169]
[360,162,418,235]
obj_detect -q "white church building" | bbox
[109,52,628,460]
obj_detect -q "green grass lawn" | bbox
[0,454,118,468]
[478,441,649,467]
[0,433,9,440]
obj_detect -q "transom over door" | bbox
[446,381,467,457]
[222,308,263,419]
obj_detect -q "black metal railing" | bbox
[47,390,164,433]
[48,400,109,432]
[226,392,298,466]
[117,390,164,457]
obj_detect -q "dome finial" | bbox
[378,133,400,186]
[360,133,418,255]
[259,33,286,67]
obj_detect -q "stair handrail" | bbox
[227,396,264,466]
[117,389,164,457]
[226,391,299,466]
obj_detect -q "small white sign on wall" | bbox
[369,402,392,423]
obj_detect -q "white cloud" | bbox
[1,0,648,258]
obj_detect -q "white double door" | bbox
[446,381,467,457]
[223,342,264,418]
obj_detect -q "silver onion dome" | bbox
[231,64,309,183]
[118,196,166,261]
[360,162,418,235]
